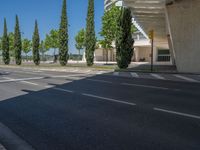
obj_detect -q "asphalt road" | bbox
[0,67,200,150]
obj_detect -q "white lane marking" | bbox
[45,85,55,88]
[86,79,112,84]
[0,77,45,83]
[2,77,12,80]
[96,71,106,75]
[130,72,139,78]
[70,69,79,72]
[21,81,39,86]
[53,87,74,93]
[174,75,199,82]
[32,70,43,73]
[3,77,39,86]
[113,72,119,76]
[122,83,175,91]
[82,93,136,106]
[154,108,200,120]
[150,73,165,80]
[83,70,91,73]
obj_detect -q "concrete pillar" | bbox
[166,0,200,73]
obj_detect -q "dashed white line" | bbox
[0,77,45,83]
[154,108,200,120]
[21,81,39,86]
[53,87,74,93]
[96,71,106,75]
[150,73,165,80]
[174,75,199,82]
[2,77,40,86]
[113,72,119,76]
[45,85,55,88]
[130,72,139,78]
[122,83,171,90]
[82,93,136,106]
[86,79,112,84]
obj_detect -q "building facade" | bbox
[123,0,200,73]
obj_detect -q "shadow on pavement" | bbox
[0,73,199,150]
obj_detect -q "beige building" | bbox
[123,0,200,73]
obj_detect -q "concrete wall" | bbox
[166,0,200,73]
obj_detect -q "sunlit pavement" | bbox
[0,67,200,150]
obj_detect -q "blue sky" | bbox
[0,0,104,54]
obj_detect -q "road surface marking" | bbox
[122,83,174,91]
[21,81,39,86]
[53,87,74,93]
[86,79,112,84]
[150,73,165,80]
[130,72,139,78]
[154,108,200,120]
[113,72,119,76]
[32,70,43,73]
[0,77,45,83]
[174,75,199,82]
[70,69,79,72]
[82,93,136,106]
[84,70,91,73]
[2,77,40,86]
[96,71,106,75]
[45,85,55,88]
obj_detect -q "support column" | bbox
[166,0,200,73]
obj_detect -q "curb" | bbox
[0,122,34,150]
[114,69,200,75]
[0,144,6,150]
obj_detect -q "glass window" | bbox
[157,49,170,62]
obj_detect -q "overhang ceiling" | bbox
[124,0,174,39]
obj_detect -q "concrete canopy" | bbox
[123,0,173,39]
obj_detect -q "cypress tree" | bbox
[14,15,22,65]
[59,0,68,66]
[2,18,10,65]
[116,8,134,69]
[32,20,40,65]
[85,0,96,66]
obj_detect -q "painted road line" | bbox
[45,85,55,88]
[154,108,200,120]
[82,93,136,106]
[70,69,79,72]
[3,77,39,86]
[21,81,39,86]
[150,73,165,80]
[86,79,112,84]
[130,72,139,78]
[32,70,43,73]
[0,77,45,83]
[122,83,177,91]
[53,87,74,93]
[174,75,199,82]
[113,72,119,76]
[96,71,106,75]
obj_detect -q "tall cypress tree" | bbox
[14,15,22,65]
[32,20,40,65]
[116,8,134,69]
[85,0,96,66]
[2,18,10,65]
[59,0,68,66]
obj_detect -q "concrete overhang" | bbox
[123,0,176,39]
